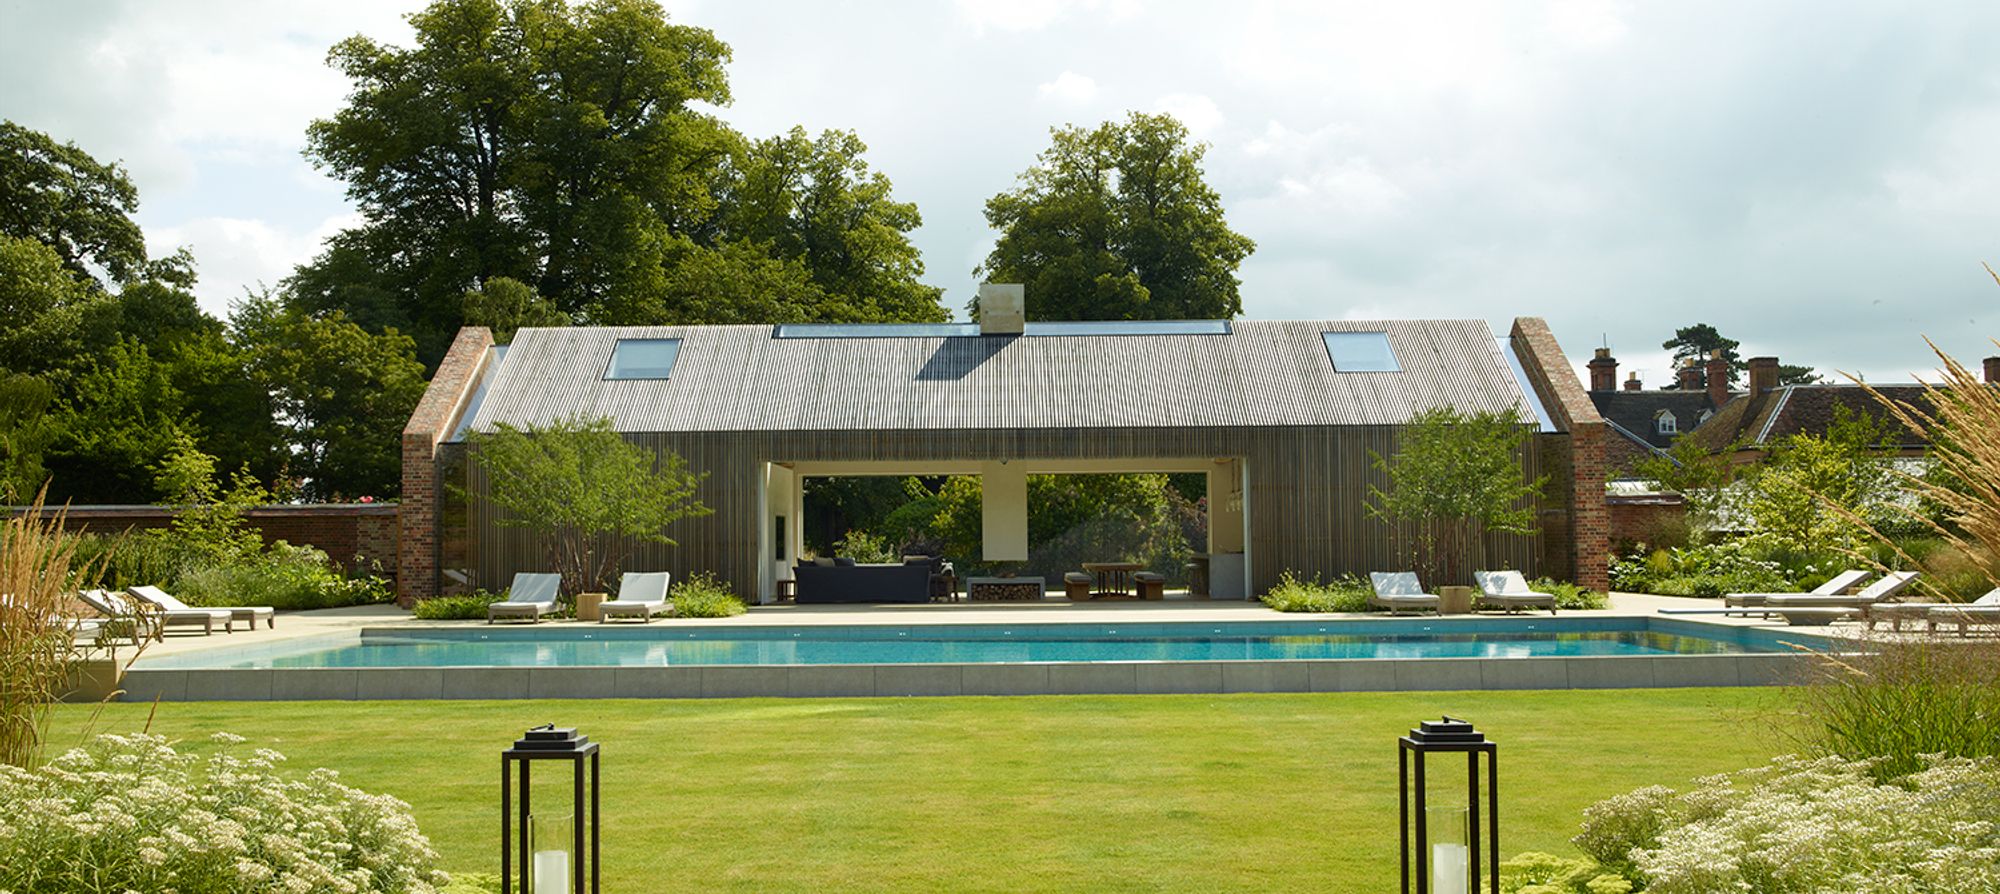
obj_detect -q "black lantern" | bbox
[1398,716,1497,894]
[503,725,600,894]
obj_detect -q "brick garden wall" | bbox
[7,504,399,573]
[1608,494,1688,551]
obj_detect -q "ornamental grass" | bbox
[0,487,103,768]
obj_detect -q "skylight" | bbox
[604,338,682,380]
[771,320,1232,339]
[1322,332,1400,372]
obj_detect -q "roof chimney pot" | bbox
[1748,356,1779,397]
[1676,359,1703,391]
[1587,347,1618,392]
[1705,350,1732,408]
[1984,356,2000,384]
[1622,372,1642,391]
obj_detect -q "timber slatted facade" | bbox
[408,317,1601,601]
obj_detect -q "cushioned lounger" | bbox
[1367,572,1441,615]
[1473,570,1558,614]
[486,573,563,623]
[81,587,231,635]
[600,572,671,622]
[1724,569,1871,612]
[130,584,273,630]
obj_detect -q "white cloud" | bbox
[148,213,363,317]
[10,0,2000,384]
[1036,71,1098,105]
[954,0,1069,32]
[1545,0,1631,49]
[1153,93,1223,138]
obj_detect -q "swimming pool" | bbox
[141,618,1829,670]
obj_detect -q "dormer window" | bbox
[1655,410,1678,435]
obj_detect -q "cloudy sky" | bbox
[4,0,1998,385]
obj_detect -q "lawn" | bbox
[52,688,1788,892]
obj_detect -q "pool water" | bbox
[144,619,1824,669]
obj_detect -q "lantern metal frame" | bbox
[1399,716,1498,894]
[502,725,600,894]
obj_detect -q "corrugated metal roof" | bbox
[467,319,1537,434]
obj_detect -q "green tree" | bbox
[0,121,148,286]
[298,0,945,365]
[0,234,99,370]
[44,339,190,502]
[1778,363,1821,386]
[1662,324,1742,389]
[927,473,1190,577]
[1367,406,1547,586]
[466,415,711,593]
[233,296,428,500]
[1739,406,1899,552]
[0,373,56,503]
[461,276,564,343]
[978,112,1255,321]
[712,127,945,323]
[1630,437,1747,538]
[151,433,269,564]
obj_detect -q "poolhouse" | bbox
[399,291,1608,604]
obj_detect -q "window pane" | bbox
[1322,332,1400,372]
[605,338,681,379]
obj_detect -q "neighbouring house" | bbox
[1584,347,1734,480]
[399,287,1611,603]
[1680,354,1938,462]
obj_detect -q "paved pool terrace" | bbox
[113,595,1849,701]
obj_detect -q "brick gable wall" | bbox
[1509,317,1609,591]
[399,327,494,604]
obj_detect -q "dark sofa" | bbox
[793,562,932,604]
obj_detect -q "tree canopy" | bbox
[467,415,711,593]
[1367,406,1546,586]
[297,0,943,367]
[1663,323,1817,390]
[977,112,1255,322]
[0,119,424,503]
[0,121,152,287]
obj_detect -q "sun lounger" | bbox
[81,587,230,636]
[1765,571,1920,611]
[1926,589,2000,636]
[486,573,563,623]
[600,572,671,622]
[1474,570,1558,614]
[1724,569,1871,612]
[1863,586,2000,631]
[130,584,274,630]
[1367,572,1442,615]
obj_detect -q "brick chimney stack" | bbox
[1676,359,1702,391]
[1985,356,2000,384]
[1705,350,1731,408]
[1747,356,1779,396]
[1588,347,1618,392]
[1623,372,1642,391]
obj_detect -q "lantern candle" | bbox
[529,812,574,894]
[532,849,569,894]
[1428,806,1469,894]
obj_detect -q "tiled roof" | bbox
[1685,384,1929,452]
[1588,390,1725,449]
